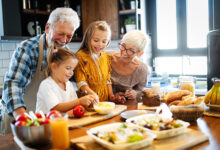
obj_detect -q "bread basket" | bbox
[170,103,205,122]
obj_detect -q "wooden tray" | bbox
[70,128,209,150]
[138,102,159,111]
[68,105,127,129]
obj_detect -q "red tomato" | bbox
[47,110,61,119]
[16,114,31,122]
[35,113,43,119]
[73,105,85,118]
[15,120,27,127]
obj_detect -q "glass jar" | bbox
[178,76,195,95]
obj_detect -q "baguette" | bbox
[194,96,204,105]
[163,90,192,104]
[177,97,197,106]
[168,100,182,106]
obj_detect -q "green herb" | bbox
[127,134,143,143]
[108,136,115,144]
[121,123,127,128]
[173,124,182,128]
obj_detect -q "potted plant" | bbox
[124,18,136,33]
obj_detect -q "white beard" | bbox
[47,29,66,48]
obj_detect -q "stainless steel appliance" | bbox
[207,29,220,90]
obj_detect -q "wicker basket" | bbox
[170,104,205,122]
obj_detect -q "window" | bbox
[149,0,210,76]
[156,0,177,49]
[186,0,209,48]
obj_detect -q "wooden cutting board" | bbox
[138,102,159,111]
[70,128,209,150]
[68,105,127,129]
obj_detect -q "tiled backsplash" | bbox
[0,39,151,86]
[0,40,120,86]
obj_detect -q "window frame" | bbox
[146,0,214,77]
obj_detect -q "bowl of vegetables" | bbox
[126,114,190,139]
[87,122,156,150]
[10,110,61,147]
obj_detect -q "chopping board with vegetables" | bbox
[68,105,127,129]
[70,128,208,150]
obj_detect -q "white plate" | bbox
[126,114,190,139]
[120,110,155,121]
[87,123,156,150]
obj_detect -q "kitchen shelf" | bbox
[23,9,50,15]
[119,9,136,15]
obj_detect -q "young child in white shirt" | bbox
[36,47,96,115]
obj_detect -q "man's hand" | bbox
[13,107,26,119]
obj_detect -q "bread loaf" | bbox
[142,89,160,106]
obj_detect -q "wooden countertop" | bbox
[0,100,219,150]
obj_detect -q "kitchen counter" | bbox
[0,100,219,150]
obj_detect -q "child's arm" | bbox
[51,95,96,112]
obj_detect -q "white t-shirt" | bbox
[36,76,78,113]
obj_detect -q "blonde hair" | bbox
[46,47,78,76]
[78,21,111,55]
[78,21,111,80]
[121,30,149,52]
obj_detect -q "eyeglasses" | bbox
[118,43,138,56]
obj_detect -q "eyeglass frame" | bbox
[118,43,139,56]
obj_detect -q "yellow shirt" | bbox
[75,50,111,101]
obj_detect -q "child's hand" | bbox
[91,93,99,104]
[79,95,96,107]
[125,90,137,100]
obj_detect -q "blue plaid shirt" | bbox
[1,34,48,117]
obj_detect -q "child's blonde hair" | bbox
[46,47,78,76]
[78,21,111,55]
[78,21,111,77]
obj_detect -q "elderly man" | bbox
[0,7,80,134]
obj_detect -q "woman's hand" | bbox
[125,90,137,100]
[110,93,126,104]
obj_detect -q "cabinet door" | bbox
[81,0,118,40]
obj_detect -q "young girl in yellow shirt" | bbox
[75,21,120,102]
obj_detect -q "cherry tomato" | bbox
[35,113,43,119]
[73,105,85,118]
[47,110,61,119]
[16,114,31,122]
[40,118,50,125]
[15,120,27,127]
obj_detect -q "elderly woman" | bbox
[110,30,150,103]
